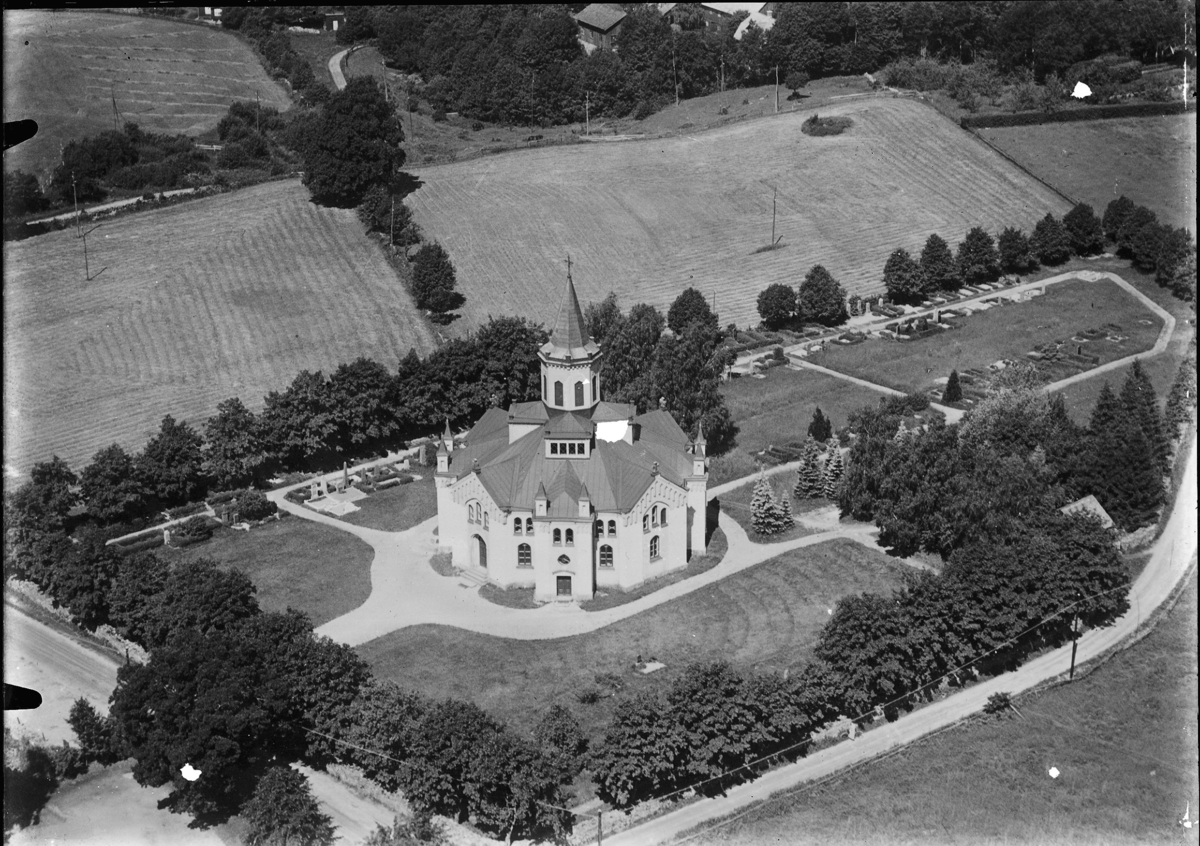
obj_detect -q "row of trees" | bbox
[6,472,580,842]
[322,2,1188,127]
[756,265,849,330]
[841,359,1177,556]
[883,198,1195,305]
[593,504,1131,808]
[584,287,739,456]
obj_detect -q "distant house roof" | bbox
[658,3,678,15]
[575,3,627,33]
[734,10,775,39]
[701,2,768,17]
[1059,495,1115,530]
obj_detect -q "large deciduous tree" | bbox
[258,371,337,471]
[327,357,402,454]
[797,265,848,325]
[1062,203,1104,256]
[136,415,207,509]
[997,226,1036,273]
[919,233,958,291]
[584,292,623,346]
[757,283,796,329]
[1102,195,1136,242]
[667,287,719,335]
[1031,213,1071,265]
[301,76,405,207]
[80,444,151,525]
[602,304,664,406]
[240,766,336,846]
[883,248,926,304]
[955,227,999,283]
[410,241,465,321]
[650,321,738,456]
[204,398,266,490]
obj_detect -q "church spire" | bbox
[545,255,598,358]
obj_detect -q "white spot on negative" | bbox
[181,763,202,781]
[1048,766,1060,779]
[1072,81,1092,99]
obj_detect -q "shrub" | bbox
[238,490,276,521]
[633,100,657,120]
[431,109,447,123]
[471,121,484,131]
[801,114,852,136]
[172,515,215,542]
[114,533,165,555]
[576,686,602,705]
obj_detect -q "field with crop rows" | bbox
[405,97,1070,333]
[3,179,436,477]
[3,10,292,181]
[979,114,1196,234]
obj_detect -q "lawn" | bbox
[690,568,1199,846]
[358,538,912,741]
[404,97,1069,335]
[722,366,886,459]
[3,10,292,183]
[978,114,1196,234]
[807,277,1163,398]
[159,513,374,628]
[718,476,828,544]
[3,179,437,478]
[340,475,438,533]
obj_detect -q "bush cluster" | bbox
[961,100,1191,129]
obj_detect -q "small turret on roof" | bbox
[443,419,454,450]
[694,419,707,453]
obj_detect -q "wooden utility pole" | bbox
[81,222,103,281]
[390,194,395,247]
[1068,591,1082,680]
[585,90,590,136]
[771,186,777,245]
[71,170,81,239]
[721,58,725,92]
[673,41,679,106]
[775,65,780,113]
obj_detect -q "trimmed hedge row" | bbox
[962,100,1193,129]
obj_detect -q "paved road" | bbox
[605,433,1198,845]
[4,603,120,746]
[328,47,350,90]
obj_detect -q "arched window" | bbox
[525,517,534,534]
[565,529,574,546]
[514,519,523,535]
[650,535,660,559]
[518,543,532,567]
[543,375,547,398]
[468,503,476,523]
[554,381,564,406]
[595,520,603,538]
[599,545,613,567]
[483,512,489,529]
[651,508,659,527]
[574,381,584,407]
[643,514,649,532]
[553,528,562,545]
[608,520,617,536]
[660,507,667,526]
[592,376,598,402]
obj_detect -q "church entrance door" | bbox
[556,576,571,597]
[475,535,487,569]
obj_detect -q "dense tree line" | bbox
[585,288,739,455]
[320,2,1189,128]
[880,199,1195,306]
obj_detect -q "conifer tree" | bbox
[1087,382,1122,434]
[1163,351,1197,441]
[1083,381,1165,531]
[808,407,832,442]
[751,477,776,535]
[943,369,963,403]
[823,448,845,498]
[1119,360,1169,475]
[795,438,825,499]
[775,487,793,528]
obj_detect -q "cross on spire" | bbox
[565,254,573,284]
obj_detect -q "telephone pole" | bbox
[1068,590,1082,680]
[775,65,780,113]
[585,90,590,136]
[71,170,81,239]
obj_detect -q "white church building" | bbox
[434,272,709,602]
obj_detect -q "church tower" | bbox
[539,259,603,412]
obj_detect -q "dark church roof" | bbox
[447,403,694,516]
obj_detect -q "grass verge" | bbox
[340,475,438,533]
[359,538,911,744]
[161,515,373,627]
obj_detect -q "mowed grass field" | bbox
[807,277,1162,397]
[404,97,1070,333]
[3,10,292,181]
[691,568,1199,846]
[359,538,912,740]
[3,179,437,477]
[979,114,1197,234]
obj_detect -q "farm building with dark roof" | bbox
[574,3,627,52]
[435,270,709,602]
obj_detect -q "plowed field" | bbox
[3,9,292,180]
[4,179,436,477]
[405,97,1071,332]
